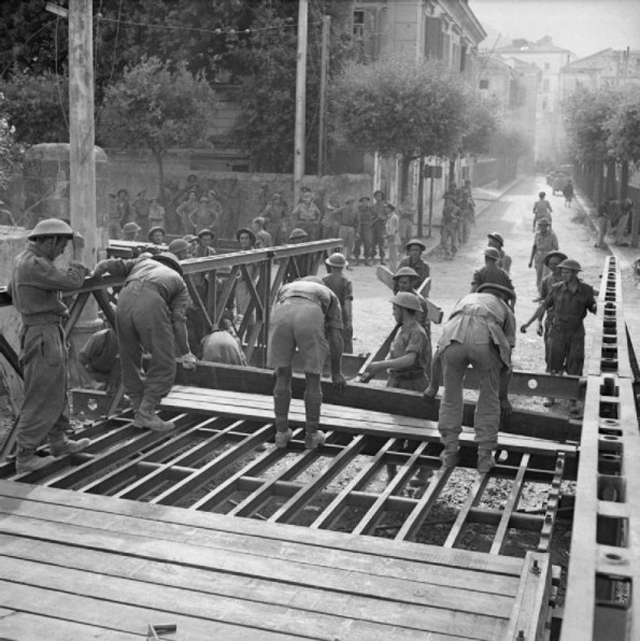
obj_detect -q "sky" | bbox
[470,0,640,59]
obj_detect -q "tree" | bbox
[332,53,468,197]
[607,84,640,166]
[0,71,69,144]
[0,92,24,223]
[98,57,216,206]
[461,94,498,158]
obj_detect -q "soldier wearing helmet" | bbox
[471,247,514,295]
[520,257,596,416]
[122,221,141,241]
[363,292,430,392]
[528,218,559,293]
[487,232,511,273]
[424,283,516,474]
[91,250,196,432]
[322,253,354,353]
[532,191,552,232]
[396,238,430,290]
[8,218,91,472]
[268,276,346,450]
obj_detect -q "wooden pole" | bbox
[428,173,434,238]
[317,15,330,178]
[293,0,309,205]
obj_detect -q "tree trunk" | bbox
[154,151,166,207]
[400,156,412,201]
[620,161,629,200]
[606,158,616,199]
[448,157,456,185]
[417,156,424,238]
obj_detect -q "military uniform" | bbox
[9,242,89,456]
[386,321,430,392]
[322,271,353,354]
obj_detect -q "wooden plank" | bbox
[0,480,525,578]
[0,552,509,640]
[0,531,514,627]
[490,454,530,555]
[175,363,582,443]
[0,483,524,591]
[0,579,301,641]
[0,611,140,641]
[444,473,492,549]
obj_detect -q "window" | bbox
[353,9,365,38]
[479,78,489,89]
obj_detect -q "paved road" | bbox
[350,174,607,382]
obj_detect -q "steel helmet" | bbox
[537,218,551,227]
[122,222,141,233]
[405,238,426,252]
[557,258,582,271]
[288,228,309,241]
[28,218,74,239]
[168,238,190,256]
[487,232,504,246]
[197,228,215,240]
[392,266,420,280]
[147,226,165,240]
[484,247,501,260]
[183,234,198,243]
[325,252,348,268]
[390,292,422,312]
[151,252,183,276]
[236,227,256,245]
[543,250,568,268]
[477,283,517,303]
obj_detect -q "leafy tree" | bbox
[0,72,69,144]
[97,57,216,204]
[0,93,24,192]
[607,84,640,166]
[332,53,468,196]
[461,94,498,157]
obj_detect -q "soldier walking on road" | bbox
[268,276,346,449]
[91,252,196,432]
[529,218,559,293]
[471,248,514,294]
[532,191,553,232]
[520,258,596,416]
[487,232,512,273]
[424,283,516,473]
[9,219,91,472]
[440,196,461,260]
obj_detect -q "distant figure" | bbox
[177,191,199,235]
[595,196,614,249]
[253,216,273,248]
[132,190,150,235]
[261,193,290,245]
[384,202,400,272]
[532,191,552,232]
[371,190,387,265]
[292,187,321,241]
[322,253,354,354]
[440,196,461,260]
[528,218,559,292]
[562,179,574,207]
[333,196,360,264]
[354,196,374,266]
[122,222,141,242]
[487,232,512,273]
[148,197,166,230]
[398,196,415,249]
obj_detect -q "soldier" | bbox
[253,217,273,248]
[364,292,430,392]
[332,196,360,265]
[471,247,514,293]
[528,218,559,293]
[425,283,516,473]
[268,276,346,449]
[487,232,512,273]
[354,196,374,266]
[322,253,354,354]
[122,221,141,242]
[396,238,430,291]
[9,218,91,472]
[520,258,596,416]
[91,251,196,431]
[440,195,461,260]
[147,226,166,246]
[532,191,553,232]
[371,190,388,265]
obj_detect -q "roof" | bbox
[496,37,573,55]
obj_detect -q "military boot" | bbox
[133,399,174,432]
[16,448,55,474]
[305,427,326,449]
[439,443,459,469]
[303,392,325,449]
[477,449,496,474]
[49,435,92,457]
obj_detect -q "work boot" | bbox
[305,428,326,449]
[49,435,91,457]
[16,448,56,474]
[133,399,174,432]
[477,450,496,474]
[439,441,459,469]
[275,428,293,449]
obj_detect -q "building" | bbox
[490,36,576,164]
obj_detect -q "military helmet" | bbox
[122,222,141,233]
[325,252,348,268]
[557,258,582,271]
[477,283,517,303]
[28,218,74,239]
[543,250,568,268]
[484,247,501,260]
[390,292,422,312]
[197,228,215,240]
[236,227,256,245]
[151,252,183,276]
[487,232,504,246]
[392,266,420,280]
[537,217,551,227]
[147,226,166,240]
[405,238,427,252]
[168,238,190,256]
[288,228,309,241]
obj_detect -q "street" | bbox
[349,175,605,409]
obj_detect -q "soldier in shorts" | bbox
[267,276,346,449]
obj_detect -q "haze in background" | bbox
[471,0,640,58]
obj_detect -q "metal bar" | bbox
[537,453,565,553]
[490,453,530,555]
[268,434,368,524]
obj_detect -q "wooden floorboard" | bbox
[0,480,536,640]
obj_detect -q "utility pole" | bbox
[317,14,330,178]
[293,0,309,205]
[69,0,97,268]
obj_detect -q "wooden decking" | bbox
[0,479,551,640]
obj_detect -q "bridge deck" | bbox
[0,478,550,641]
